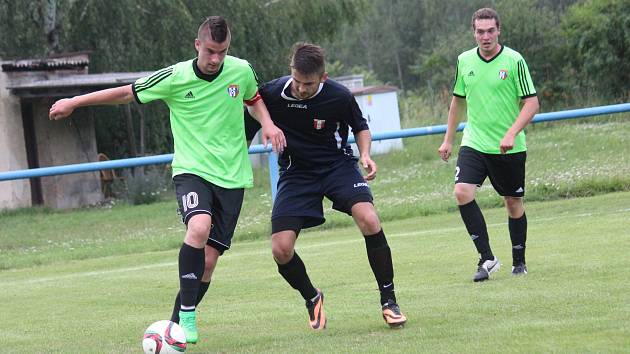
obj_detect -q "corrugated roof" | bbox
[6,72,153,90]
[1,58,89,72]
[350,85,398,96]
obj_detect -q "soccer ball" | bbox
[142,320,187,353]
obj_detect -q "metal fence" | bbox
[1,103,629,199]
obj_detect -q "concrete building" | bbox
[0,63,31,209]
[336,75,404,155]
[0,53,150,210]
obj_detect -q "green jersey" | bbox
[133,56,260,188]
[453,45,536,154]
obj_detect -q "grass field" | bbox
[1,192,629,353]
[1,115,629,352]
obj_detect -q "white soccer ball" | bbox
[142,320,187,354]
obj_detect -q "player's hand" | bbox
[261,123,286,153]
[438,141,453,161]
[49,98,76,120]
[360,155,377,181]
[499,133,515,154]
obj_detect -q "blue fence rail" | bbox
[2,103,629,198]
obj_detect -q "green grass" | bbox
[1,192,629,353]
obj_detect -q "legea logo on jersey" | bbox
[499,69,508,80]
[227,84,239,98]
[313,119,326,130]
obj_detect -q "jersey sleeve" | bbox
[515,58,537,98]
[132,66,174,104]
[242,62,262,105]
[452,59,466,98]
[347,96,369,133]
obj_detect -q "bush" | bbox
[123,167,172,205]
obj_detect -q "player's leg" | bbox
[170,245,219,323]
[351,202,407,327]
[177,213,210,343]
[272,221,325,330]
[324,159,406,327]
[505,197,527,274]
[170,174,217,343]
[271,171,326,329]
[487,151,528,275]
[455,147,499,282]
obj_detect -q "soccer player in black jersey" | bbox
[246,42,406,329]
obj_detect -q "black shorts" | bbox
[173,173,245,254]
[271,159,373,233]
[455,146,526,197]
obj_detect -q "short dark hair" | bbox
[290,42,325,76]
[198,16,230,42]
[472,8,500,29]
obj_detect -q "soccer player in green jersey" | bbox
[49,16,286,343]
[438,8,540,282]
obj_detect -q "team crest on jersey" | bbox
[227,84,239,98]
[499,69,508,80]
[313,119,326,130]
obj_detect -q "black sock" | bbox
[276,252,317,302]
[364,229,396,305]
[459,200,493,260]
[509,213,527,265]
[170,281,211,323]
[178,243,205,310]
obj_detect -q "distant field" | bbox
[1,192,628,353]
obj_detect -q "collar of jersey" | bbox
[476,44,504,63]
[193,58,224,83]
[280,78,324,101]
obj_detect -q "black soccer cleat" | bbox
[306,289,326,330]
[382,300,407,328]
[473,257,500,282]
[511,262,528,276]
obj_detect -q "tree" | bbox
[563,0,630,100]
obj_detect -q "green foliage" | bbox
[563,0,630,99]
[1,0,363,159]
[123,167,172,205]
[0,0,54,57]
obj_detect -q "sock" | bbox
[276,252,318,302]
[509,212,527,265]
[170,281,210,323]
[459,200,494,260]
[178,243,205,312]
[364,229,396,305]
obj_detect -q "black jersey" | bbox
[246,76,369,171]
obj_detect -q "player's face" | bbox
[290,69,327,100]
[195,35,230,75]
[474,18,500,56]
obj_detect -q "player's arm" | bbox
[499,96,540,154]
[354,129,377,181]
[438,96,467,161]
[49,85,134,120]
[246,98,286,153]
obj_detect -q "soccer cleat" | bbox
[306,289,326,330]
[473,257,500,282]
[382,300,407,328]
[512,262,528,276]
[178,310,198,344]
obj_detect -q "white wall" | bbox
[353,91,404,155]
[0,66,31,209]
